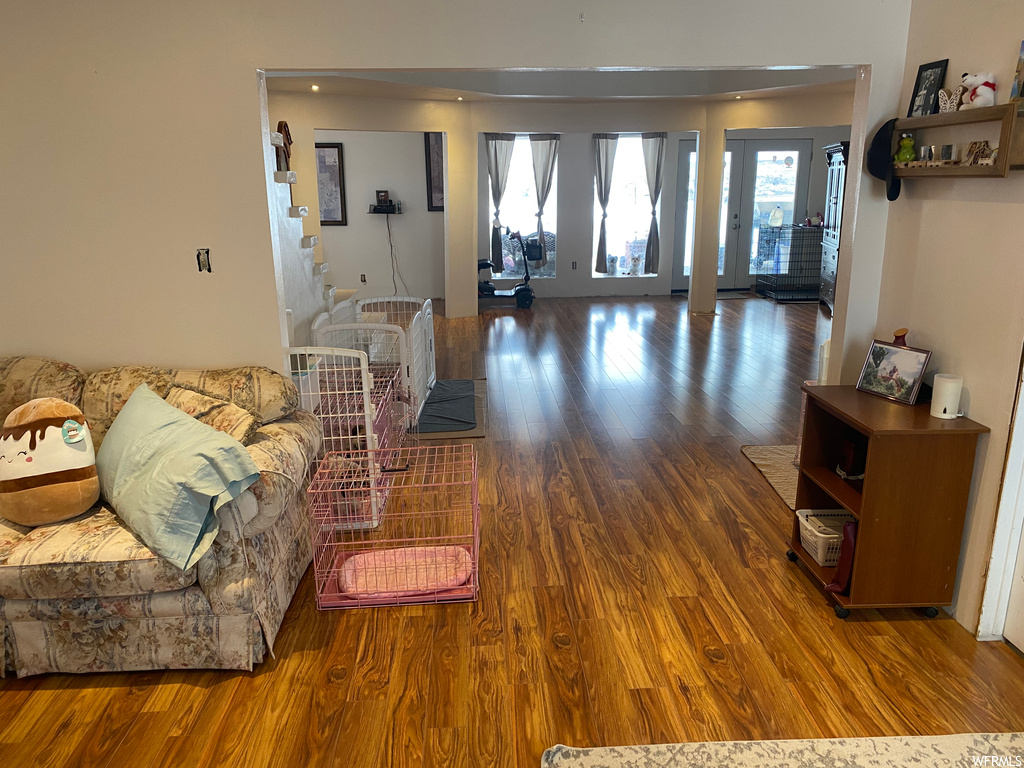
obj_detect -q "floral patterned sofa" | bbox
[0,356,321,677]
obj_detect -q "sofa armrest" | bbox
[243,410,321,536]
[196,500,251,614]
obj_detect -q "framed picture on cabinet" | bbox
[856,340,931,405]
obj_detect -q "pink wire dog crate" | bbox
[308,444,480,609]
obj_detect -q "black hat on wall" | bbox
[866,118,901,201]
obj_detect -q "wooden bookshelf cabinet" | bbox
[789,385,989,618]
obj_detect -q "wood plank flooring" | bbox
[3,295,1024,767]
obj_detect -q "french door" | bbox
[718,139,812,290]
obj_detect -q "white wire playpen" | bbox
[288,342,412,528]
[312,296,436,420]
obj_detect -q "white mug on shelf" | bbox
[930,374,963,419]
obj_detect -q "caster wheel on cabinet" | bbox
[833,605,851,619]
[924,607,939,618]
[786,549,799,562]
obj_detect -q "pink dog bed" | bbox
[335,545,473,599]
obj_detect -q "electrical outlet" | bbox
[360,274,367,283]
[196,248,211,273]
[572,261,577,270]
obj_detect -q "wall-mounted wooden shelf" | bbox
[892,103,1024,178]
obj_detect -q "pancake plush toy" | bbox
[0,398,100,526]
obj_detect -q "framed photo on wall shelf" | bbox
[1011,40,1024,99]
[424,132,445,211]
[856,340,931,405]
[908,59,948,117]
[315,143,347,226]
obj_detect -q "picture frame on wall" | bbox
[315,143,347,226]
[1012,40,1024,100]
[424,132,445,212]
[856,340,932,405]
[908,59,948,117]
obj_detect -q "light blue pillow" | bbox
[96,384,260,570]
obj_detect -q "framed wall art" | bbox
[424,132,445,212]
[315,143,347,226]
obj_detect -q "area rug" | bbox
[741,444,798,510]
[416,380,487,439]
[541,732,1024,767]
[716,291,756,300]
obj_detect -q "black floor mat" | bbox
[417,380,476,432]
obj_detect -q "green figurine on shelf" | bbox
[894,133,916,163]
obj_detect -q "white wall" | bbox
[2,0,911,373]
[312,130,444,300]
[263,75,325,349]
[266,92,474,322]
[876,0,1024,633]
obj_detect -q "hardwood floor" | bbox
[3,295,1024,767]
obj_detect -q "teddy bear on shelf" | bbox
[959,72,996,110]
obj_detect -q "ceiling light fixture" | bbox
[735,95,742,99]
[311,84,320,92]
[457,96,463,101]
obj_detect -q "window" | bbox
[718,151,731,276]
[593,135,659,276]
[493,136,557,279]
[682,151,697,277]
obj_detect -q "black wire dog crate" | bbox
[753,225,823,302]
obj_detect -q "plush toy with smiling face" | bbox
[959,72,996,110]
[0,398,100,527]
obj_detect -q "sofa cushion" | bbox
[164,386,259,444]
[0,506,197,600]
[83,365,299,448]
[0,357,85,425]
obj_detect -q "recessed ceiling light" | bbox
[311,84,320,92]
[735,95,742,99]
[457,96,463,101]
